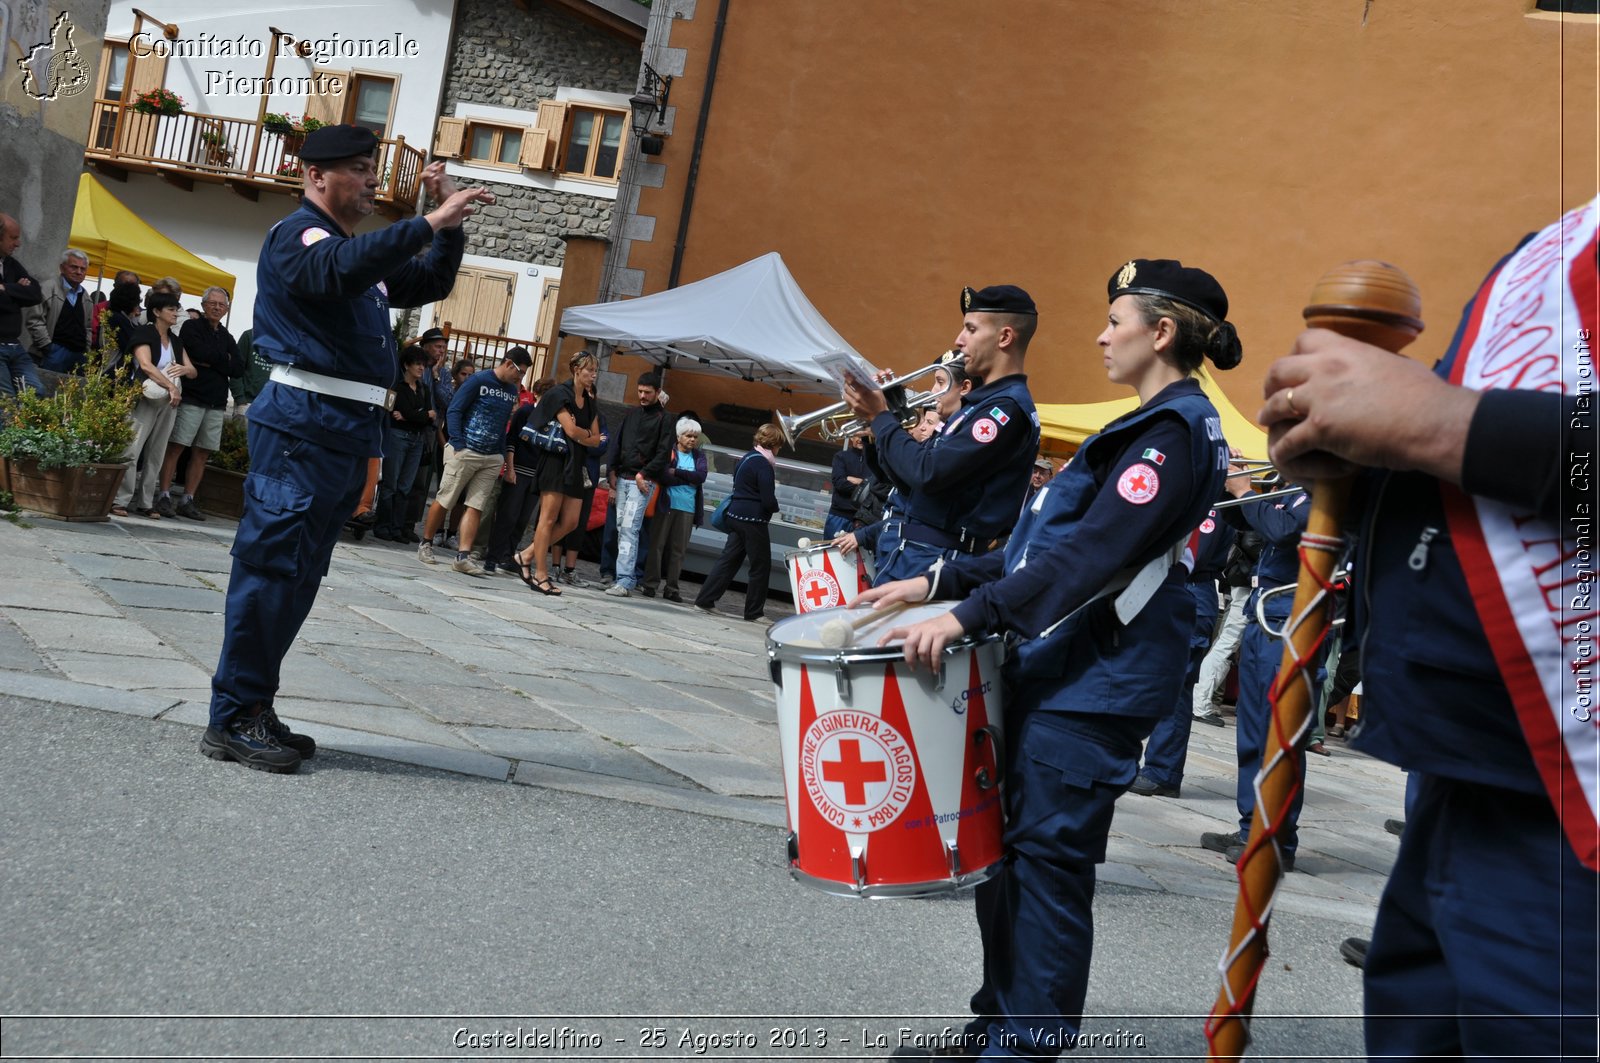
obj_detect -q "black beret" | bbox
[961,284,1037,316]
[1107,259,1229,323]
[299,123,379,162]
[419,327,447,344]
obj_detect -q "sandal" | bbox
[110,505,129,517]
[138,507,161,520]
[515,555,537,586]
[528,574,563,597]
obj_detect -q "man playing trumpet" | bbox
[841,285,1041,582]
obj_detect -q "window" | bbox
[466,122,525,168]
[93,40,130,150]
[560,107,626,181]
[347,73,396,136]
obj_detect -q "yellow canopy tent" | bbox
[69,173,236,297]
[1037,366,1268,461]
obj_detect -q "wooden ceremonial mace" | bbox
[1205,261,1424,1060]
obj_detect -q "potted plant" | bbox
[0,314,138,521]
[197,126,232,166]
[263,113,324,154]
[132,88,185,116]
[194,415,249,519]
[274,161,303,180]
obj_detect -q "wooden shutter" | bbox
[433,116,465,159]
[517,128,548,170]
[533,100,567,170]
[120,48,166,156]
[303,69,345,126]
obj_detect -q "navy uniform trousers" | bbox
[209,421,367,727]
[965,708,1156,1058]
[1232,610,1307,854]
[1139,580,1220,789]
[1365,773,1598,1061]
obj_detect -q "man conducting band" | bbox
[202,124,492,773]
[841,285,1041,583]
[1260,197,1597,1060]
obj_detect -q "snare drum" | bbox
[766,602,1006,898]
[786,541,870,614]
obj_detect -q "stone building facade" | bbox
[435,0,646,342]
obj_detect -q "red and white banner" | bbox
[1443,196,1599,869]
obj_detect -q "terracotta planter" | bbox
[6,459,127,522]
[195,466,246,519]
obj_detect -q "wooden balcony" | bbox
[83,99,425,218]
[440,323,553,381]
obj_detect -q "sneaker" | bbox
[1201,830,1243,854]
[1383,818,1405,837]
[154,493,176,518]
[260,706,316,758]
[403,530,421,544]
[452,554,486,576]
[417,540,438,565]
[695,602,717,614]
[1226,841,1295,873]
[199,711,301,773]
[1339,937,1369,969]
[445,535,459,550]
[663,591,683,603]
[489,563,520,578]
[563,569,592,589]
[746,615,774,626]
[605,583,631,598]
[641,587,657,598]
[1129,772,1180,798]
[1193,710,1226,728]
[175,498,206,521]
[599,576,615,588]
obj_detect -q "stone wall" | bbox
[444,0,640,267]
[468,182,611,266]
[445,0,639,112]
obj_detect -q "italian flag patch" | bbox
[1141,448,1166,466]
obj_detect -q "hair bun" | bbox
[1208,321,1243,371]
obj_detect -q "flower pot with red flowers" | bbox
[131,88,185,116]
[264,113,324,156]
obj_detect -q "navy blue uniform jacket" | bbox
[248,201,465,458]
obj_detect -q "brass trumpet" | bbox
[777,352,963,446]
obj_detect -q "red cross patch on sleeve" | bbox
[970,418,999,444]
[1117,463,1160,504]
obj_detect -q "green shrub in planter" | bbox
[0,314,139,469]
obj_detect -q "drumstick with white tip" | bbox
[819,602,910,649]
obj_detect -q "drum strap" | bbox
[1035,537,1187,640]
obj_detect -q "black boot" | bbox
[199,708,302,773]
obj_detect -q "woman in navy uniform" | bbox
[863,260,1239,1059]
[1200,477,1311,867]
[202,125,493,774]
[841,286,1040,583]
[1260,200,1598,1061]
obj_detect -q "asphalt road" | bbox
[0,698,1370,1061]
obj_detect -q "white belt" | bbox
[270,365,394,410]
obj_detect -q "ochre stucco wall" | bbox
[612,1,1598,430]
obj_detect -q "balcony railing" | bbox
[84,99,425,217]
[439,324,553,381]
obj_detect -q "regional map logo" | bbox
[800,710,917,833]
[17,12,88,102]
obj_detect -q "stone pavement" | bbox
[0,508,1405,928]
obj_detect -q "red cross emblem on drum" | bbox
[970,417,999,444]
[799,568,842,610]
[800,710,917,832]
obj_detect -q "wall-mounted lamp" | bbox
[628,62,672,156]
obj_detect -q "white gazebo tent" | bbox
[558,252,859,395]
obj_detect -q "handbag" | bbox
[142,367,178,403]
[711,454,758,532]
[520,417,568,455]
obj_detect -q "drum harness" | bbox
[922,483,1190,648]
